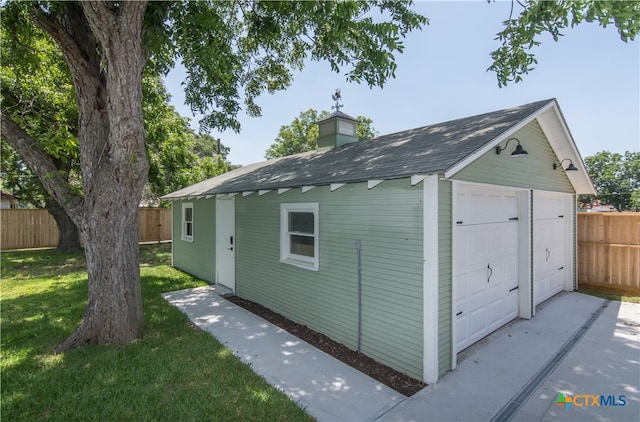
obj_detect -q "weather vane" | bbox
[331,89,343,112]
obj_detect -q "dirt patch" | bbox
[225,295,427,396]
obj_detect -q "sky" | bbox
[164,1,639,166]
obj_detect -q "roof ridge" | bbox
[366,98,555,142]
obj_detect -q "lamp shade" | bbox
[510,143,528,157]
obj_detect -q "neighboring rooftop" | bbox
[1,191,19,200]
[163,99,555,199]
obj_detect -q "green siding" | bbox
[453,120,575,193]
[437,180,453,376]
[172,199,216,283]
[235,179,424,379]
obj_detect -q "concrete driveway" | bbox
[380,293,639,421]
[163,288,639,421]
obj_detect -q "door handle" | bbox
[487,264,493,283]
[545,248,550,262]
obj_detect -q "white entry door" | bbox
[216,196,235,292]
[455,185,520,352]
[534,192,569,305]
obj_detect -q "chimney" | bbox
[316,110,359,151]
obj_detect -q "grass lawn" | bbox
[1,244,313,421]
[577,288,640,304]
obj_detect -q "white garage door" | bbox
[534,192,569,305]
[455,186,520,352]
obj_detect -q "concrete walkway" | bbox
[163,287,640,422]
[162,286,405,421]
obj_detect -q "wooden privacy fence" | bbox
[1,208,172,250]
[577,212,640,295]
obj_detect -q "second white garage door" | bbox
[534,192,570,305]
[455,185,520,352]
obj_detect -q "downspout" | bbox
[355,239,362,352]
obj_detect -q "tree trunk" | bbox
[55,198,144,351]
[52,2,149,353]
[7,2,150,352]
[2,2,149,352]
[45,196,82,253]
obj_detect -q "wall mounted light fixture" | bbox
[553,158,578,171]
[495,137,528,157]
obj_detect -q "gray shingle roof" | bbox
[162,99,554,198]
[317,110,358,122]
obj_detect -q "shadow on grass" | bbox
[2,246,311,420]
[1,250,86,279]
[2,275,309,421]
[1,277,88,353]
[2,268,203,360]
[1,243,172,278]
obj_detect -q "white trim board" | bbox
[423,175,439,384]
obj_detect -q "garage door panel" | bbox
[468,231,490,265]
[456,315,470,350]
[456,186,518,225]
[455,187,520,352]
[534,194,566,220]
[488,297,508,328]
[469,308,488,338]
[534,192,569,305]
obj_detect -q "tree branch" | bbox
[31,3,101,82]
[1,112,83,224]
[81,1,148,50]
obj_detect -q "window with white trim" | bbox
[280,203,319,270]
[182,203,194,242]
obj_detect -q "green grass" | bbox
[577,288,640,304]
[1,244,313,421]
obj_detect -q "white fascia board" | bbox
[367,180,384,189]
[258,189,271,196]
[196,196,204,199]
[205,195,214,199]
[536,105,597,195]
[301,186,316,193]
[444,100,555,179]
[242,191,255,197]
[278,188,291,195]
[411,175,427,186]
[215,193,237,199]
[330,183,345,192]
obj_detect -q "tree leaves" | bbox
[579,151,640,211]
[154,1,426,133]
[488,0,640,87]
[264,108,378,159]
[1,14,226,207]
